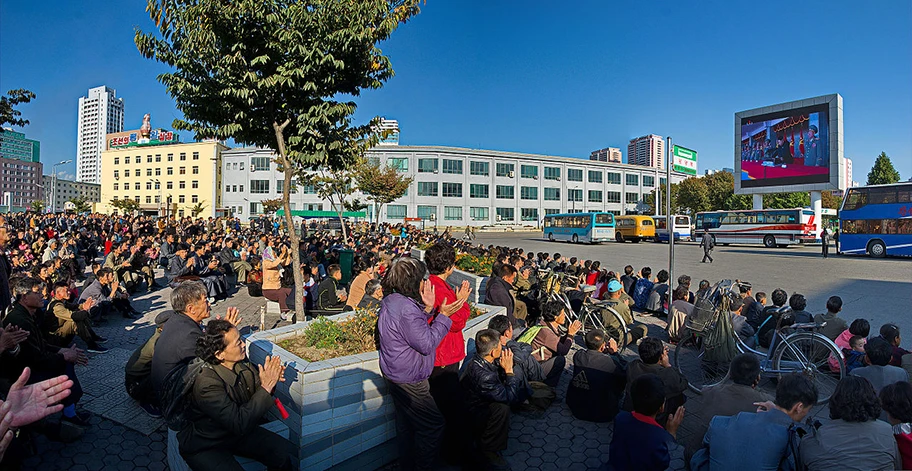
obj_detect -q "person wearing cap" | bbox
[603,279,648,346]
[804,124,822,167]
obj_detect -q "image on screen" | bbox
[739,103,829,188]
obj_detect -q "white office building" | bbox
[220,146,689,225]
[41,175,101,212]
[627,134,665,169]
[76,86,124,184]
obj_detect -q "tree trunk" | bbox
[273,121,305,323]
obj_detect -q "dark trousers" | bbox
[702,249,713,263]
[540,355,566,387]
[428,363,469,464]
[263,288,292,312]
[181,427,296,471]
[51,318,101,350]
[387,379,445,471]
[469,402,511,453]
[822,243,829,258]
[125,375,156,405]
[30,362,82,408]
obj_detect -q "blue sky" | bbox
[2,0,910,182]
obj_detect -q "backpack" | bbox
[516,325,544,345]
[160,358,207,431]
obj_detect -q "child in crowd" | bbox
[754,291,767,307]
[831,318,870,371]
[842,335,867,373]
[880,381,912,471]
[880,324,910,367]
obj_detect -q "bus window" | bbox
[655,218,667,229]
[595,214,613,225]
[642,219,653,226]
[899,188,912,203]
[843,189,866,210]
[674,216,689,226]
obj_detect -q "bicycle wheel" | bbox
[581,306,629,350]
[673,333,731,393]
[771,332,844,404]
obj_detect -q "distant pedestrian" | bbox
[821,227,830,258]
[700,228,714,263]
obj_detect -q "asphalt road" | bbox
[471,231,912,336]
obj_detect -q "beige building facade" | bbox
[98,140,227,218]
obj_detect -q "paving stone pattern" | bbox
[24,268,828,471]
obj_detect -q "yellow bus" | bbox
[614,215,656,243]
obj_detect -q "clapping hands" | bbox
[258,355,286,393]
[0,326,28,354]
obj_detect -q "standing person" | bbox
[261,243,292,318]
[821,226,830,258]
[377,257,461,471]
[424,243,473,465]
[700,228,714,263]
[483,264,517,326]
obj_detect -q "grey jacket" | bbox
[78,279,113,304]
[800,419,900,471]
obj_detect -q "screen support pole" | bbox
[810,191,822,242]
[753,194,763,210]
[666,137,673,296]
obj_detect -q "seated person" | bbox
[729,297,756,347]
[178,320,296,471]
[167,244,197,287]
[315,264,347,311]
[524,300,581,387]
[683,353,770,464]
[631,267,654,311]
[79,267,140,320]
[788,293,814,324]
[814,295,848,341]
[461,329,524,470]
[842,335,867,373]
[47,281,106,353]
[566,329,627,423]
[831,318,870,372]
[880,323,911,367]
[609,374,685,471]
[880,381,912,471]
[219,239,252,287]
[666,285,694,343]
[645,269,669,315]
[488,314,544,392]
[191,244,229,302]
[357,279,383,310]
[691,374,819,471]
[124,310,173,418]
[623,337,688,427]
[602,280,648,346]
[483,264,517,325]
[851,336,908,393]
[0,277,89,427]
[757,288,788,348]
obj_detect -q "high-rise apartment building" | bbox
[0,128,43,210]
[589,147,622,163]
[843,158,853,190]
[76,86,124,183]
[376,118,400,145]
[627,134,665,169]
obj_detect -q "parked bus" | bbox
[542,212,616,243]
[653,215,692,242]
[838,182,912,257]
[614,215,655,243]
[695,208,815,248]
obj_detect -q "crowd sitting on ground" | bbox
[1,212,912,471]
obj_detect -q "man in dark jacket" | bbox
[47,281,106,353]
[124,310,172,417]
[167,244,197,287]
[151,281,216,391]
[488,315,542,396]
[461,329,524,469]
[620,265,638,295]
[483,264,517,325]
[623,337,688,427]
[567,329,627,423]
[218,240,252,286]
[1,277,89,426]
[79,267,138,319]
[316,264,347,311]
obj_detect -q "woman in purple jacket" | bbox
[378,257,461,470]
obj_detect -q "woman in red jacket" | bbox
[424,242,472,465]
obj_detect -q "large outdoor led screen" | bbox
[739,103,829,188]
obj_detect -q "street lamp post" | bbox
[150,179,163,217]
[52,160,72,213]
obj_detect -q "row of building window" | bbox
[113,152,199,165]
[112,194,199,204]
[113,181,199,191]
[384,205,588,222]
[114,166,200,178]
[409,182,643,203]
[393,158,660,186]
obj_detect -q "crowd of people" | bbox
[1,211,911,471]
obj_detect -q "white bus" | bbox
[653,215,692,242]
[543,212,616,244]
[695,208,816,248]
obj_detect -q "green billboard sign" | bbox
[672,145,697,175]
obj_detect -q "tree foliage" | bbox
[109,199,140,214]
[30,199,45,213]
[189,201,208,217]
[355,158,413,222]
[763,192,810,209]
[260,198,284,214]
[136,0,419,322]
[821,191,843,210]
[676,177,711,215]
[69,196,92,213]
[0,89,36,128]
[866,152,901,185]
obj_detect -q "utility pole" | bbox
[666,137,674,293]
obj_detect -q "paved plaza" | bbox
[21,237,909,470]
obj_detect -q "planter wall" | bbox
[246,304,505,471]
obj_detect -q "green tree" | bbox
[260,198,284,214]
[355,158,413,223]
[30,199,45,213]
[109,198,140,214]
[644,183,680,215]
[69,196,92,213]
[136,0,419,322]
[703,171,751,210]
[0,89,36,128]
[189,201,208,217]
[303,166,358,241]
[866,152,901,185]
[763,192,810,209]
[676,177,710,215]
[821,191,843,210]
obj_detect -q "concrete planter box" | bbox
[246,304,505,471]
[410,248,488,304]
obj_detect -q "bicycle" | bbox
[534,269,631,348]
[673,280,845,403]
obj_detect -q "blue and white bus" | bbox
[839,182,912,257]
[653,215,692,242]
[543,212,616,243]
